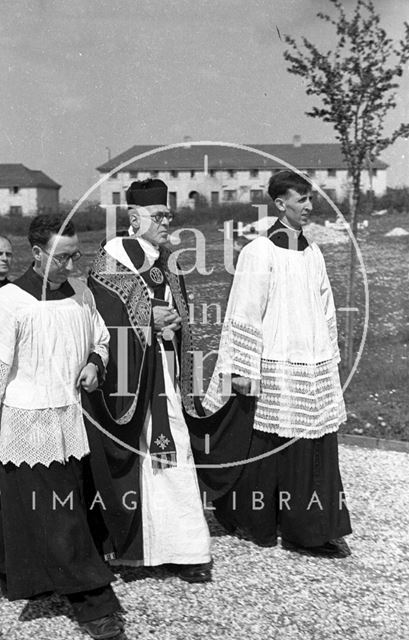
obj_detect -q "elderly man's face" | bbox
[129,205,172,246]
[0,237,12,280]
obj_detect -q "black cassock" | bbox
[0,268,119,622]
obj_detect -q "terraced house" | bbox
[97,137,388,210]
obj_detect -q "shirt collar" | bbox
[268,219,308,251]
[277,218,302,236]
[127,228,160,262]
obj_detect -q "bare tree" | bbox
[283,0,409,368]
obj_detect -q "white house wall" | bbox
[99,167,387,209]
[0,187,37,216]
[311,169,387,200]
[360,170,387,196]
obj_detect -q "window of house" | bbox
[9,205,22,216]
[129,171,138,179]
[169,192,177,210]
[9,186,19,194]
[323,188,337,201]
[227,170,236,178]
[223,190,237,202]
[209,169,216,177]
[308,169,316,177]
[150,170,159,177]
[328,169,336,177]
[250,189,263,202]
[250,169,259,178]
[372,168,378,177]
[190,170,196,178]
[170,170,178,178]
[112,192,121,205]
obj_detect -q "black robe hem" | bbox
[213,430,352,548]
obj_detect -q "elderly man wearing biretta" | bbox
[85,178,212,583]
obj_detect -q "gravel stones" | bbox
[0,445,408,640]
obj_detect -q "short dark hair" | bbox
[268,170,311,201]
[28,214,76,248]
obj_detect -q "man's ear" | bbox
[274,197,286,213]
[32,245,42,262]
[128,208,140,231]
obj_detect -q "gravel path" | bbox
[1,444,408,640]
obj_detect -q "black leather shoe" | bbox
[28,591,53,601]
[177,562,213,583]
[80,614,124,639]
[235,527,277,548]
[282,537,351,558]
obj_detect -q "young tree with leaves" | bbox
[283,0,409,368]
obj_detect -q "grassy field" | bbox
[5,211,409,441]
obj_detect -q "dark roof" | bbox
[0,164,61,189]
[97,143,388,173]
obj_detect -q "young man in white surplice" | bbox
[204,170,352,558]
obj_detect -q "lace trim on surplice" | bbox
[0,403,90,468]
[203,319,263,413]
[229,319,263,379]
[253,358,346,437]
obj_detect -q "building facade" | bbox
[0,164,60,216]
[97,140,388,210]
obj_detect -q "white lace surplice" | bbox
[0,279,109,467]
[204,237,346,438]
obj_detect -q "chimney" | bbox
[203,154,208,176]
[183,135,192,148]
[293,135,302,148]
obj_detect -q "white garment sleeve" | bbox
[0,360,11,404]
[0,299,17,368]
[88,290,110,368]
[317,246,340,363]
[224,238,272,380]
[0,299,16,403]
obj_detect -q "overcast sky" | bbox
[1,0,408,199]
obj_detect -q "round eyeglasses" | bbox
[41,248,82,267]
[150,211,174,224]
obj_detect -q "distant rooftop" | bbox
[0,164,61,189]
[97,142,388,173]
